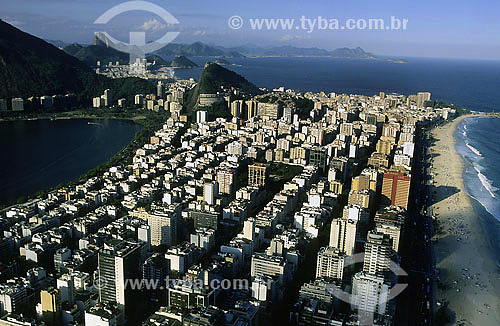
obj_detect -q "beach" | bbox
[429,114,500,325]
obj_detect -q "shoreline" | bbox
[0,114,147,123]
[1,112,164,210]
[430,114,500,325]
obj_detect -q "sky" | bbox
[1,0,499,60]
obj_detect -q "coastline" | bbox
[0,111,147,122]
[0,112,165,209]
[430,114,500,325]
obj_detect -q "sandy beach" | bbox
[430,114,500,325]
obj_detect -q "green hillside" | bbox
[63,44,129,66]
[169,55,198,68]
[185,62,263,116]
[0,20,154,105]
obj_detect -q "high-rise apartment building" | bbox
[251,253,288,285]
[352,271,390,315]
[40,287,61,325]
[376,139,392,155]
[348,190,371,210]
[416,92,431,108]
[362,232,393,275]
[257,102,281,120]
[157,81,164,98]
[216,169,234,195]
[374,207,405,252]
[340,122,354,136]
[0,99,7,111]
[246,100,257,120]
[351,168,378,192]
[11,98,24,111]
[248,163,269,187]
[231,100,244,118]
[329,215,358,256]
[98,241,146,310]
[135,94,144,105]
[148,205,181,247]
[103,89,113,106]
[142,254,169,293]
[315,246,345,280]
[381,171,411,209]
[40,287,60,313]
[352,174,371,192]
[57,274,75,306]
[308,148,328,173]
[203,182,218,205]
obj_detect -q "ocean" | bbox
[171,56,500,112]
[455,117,500,264]
[0,119,142,205]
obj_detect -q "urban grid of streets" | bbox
[0,85,450,326]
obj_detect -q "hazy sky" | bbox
[2,0,499,60]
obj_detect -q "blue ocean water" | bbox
[455,117,500,264]
[171,56,500,112]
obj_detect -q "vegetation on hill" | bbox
[154,41,244,58]
[184,62,263,117]
[63,43,129,66]
[0,20,154,105]
[433,101,471,115]
[169,55,198,68]
[147,55,198,69]
[146,54,170,71]
[198,62,261,95]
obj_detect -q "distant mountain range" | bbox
[155,43,377,59]
[218,44,377,59]
[154,42,245,58]
[0,20,154,102]
[61,37,221,67]
[62,40,198,69]
[50,35,380,60]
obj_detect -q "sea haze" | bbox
[171,56,500,112]
[456,117,500,264]
[0,119,142,205]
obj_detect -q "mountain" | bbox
[185,62,262,113]
[0,20,154,103]
[262,45,331,57]
[45,39,70,49]
[219,44,376,59]
[63,40,129,66]
[197,62,261,96]
[154,42,245,58]
[329,47,376,59]
[169,56,198,68]
[146,55,197,70]
[146,54,170,70]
